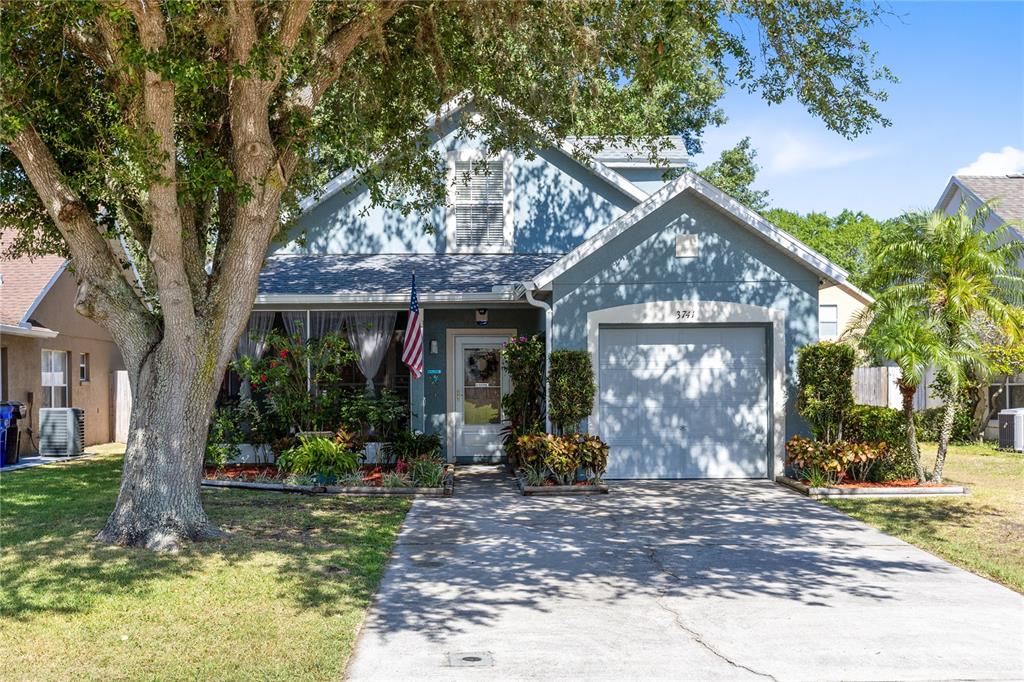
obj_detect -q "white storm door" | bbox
[454,336,510,461]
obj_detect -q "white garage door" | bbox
[598,326,769,479]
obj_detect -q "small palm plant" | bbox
[863,201,1024,482]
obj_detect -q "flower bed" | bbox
[776,475,967,499]
[202,462,455,496]
[513,469,609,496]
[507,432,610,496]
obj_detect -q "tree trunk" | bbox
[930,398,958,484]
[96,337,226,552]
[899,381,926,484]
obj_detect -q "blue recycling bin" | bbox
[0,402,25,466]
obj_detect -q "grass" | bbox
[0,450,410,681]
[824,442,1024,594]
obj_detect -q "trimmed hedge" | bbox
[845,405,917,482]
[795,342,856,442]
[548,350,597,434]
[915,406,974,444]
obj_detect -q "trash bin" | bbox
[0,401,26,466]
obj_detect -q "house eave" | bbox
[254,291,521,306]
[1,323,58,338]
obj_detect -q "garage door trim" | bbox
[585,300,787,478]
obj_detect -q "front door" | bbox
[454,336,510,462]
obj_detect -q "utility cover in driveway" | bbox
[598,326,768,478]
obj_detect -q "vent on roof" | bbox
[454,160,504,247]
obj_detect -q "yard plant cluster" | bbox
[501,338,609,486]
[207,329,446,489]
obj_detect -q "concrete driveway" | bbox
[347,467,1024,681]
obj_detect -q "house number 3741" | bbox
[675,310,695,320]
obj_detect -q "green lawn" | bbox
[824,442,1024,594]
[0,451,410,681]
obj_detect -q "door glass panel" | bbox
[463,347,501,424]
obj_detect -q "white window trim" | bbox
[79,352,90,382]
[445,148,514,254]
[818,304,839,340]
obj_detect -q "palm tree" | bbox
[852,297,951,483]
[866,201,1024,482]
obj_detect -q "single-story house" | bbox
[242,100,868,479]
[0,237,126,451]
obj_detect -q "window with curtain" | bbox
[41,349,68,408]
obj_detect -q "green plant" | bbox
[795,342,855,442]
[408,456,445,488]
[785,435,884,485]
[843,405,917,482]
[523,463,548,487]
[863,202,1024,482]
[276,437,358,483]
[803,466,832,488]
[391,431,441,462]
[574,434,609,478]
[915,406,973,444]
[381,472,411,488]
[548,350,596,434]
[500,335,546,432]
[205,406,242,468]
[333,472,368,487]
[234,329,359,433]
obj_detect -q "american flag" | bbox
[401,273,424,378]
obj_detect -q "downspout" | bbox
[520,281,553,434]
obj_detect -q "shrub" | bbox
[795,342,855,442]
[408,454,445,487]
[510,432,608,484]
[205,406,242,468]
[276,436,358,483]
[391,431,441,462]
[500,335,546,432]
[381,471,411,488]
[844,405,917,482]
[548,350,597,434]
[785,435,885,485]
[915,406,973,444]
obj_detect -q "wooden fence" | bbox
[853,366,890,407]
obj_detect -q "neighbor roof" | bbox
[0,234,65,331]
[257,253,561,303]
[943,175,1024,223]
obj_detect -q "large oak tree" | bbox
[1,0,893,550]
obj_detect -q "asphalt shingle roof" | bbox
[258,254,563,296]
[955,175,1024,222]
[0,234,66,326]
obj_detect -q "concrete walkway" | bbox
[347,466,1024,681]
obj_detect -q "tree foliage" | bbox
[697,137,769,210]
[795,341,856,442]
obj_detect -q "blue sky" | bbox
[689,1,1024,219]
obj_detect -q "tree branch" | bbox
[125,0,197,343]
[7,124,157,370]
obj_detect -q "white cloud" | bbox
[955,146,1024,175]
[765,132,879,174]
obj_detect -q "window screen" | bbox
[454,160,504,247]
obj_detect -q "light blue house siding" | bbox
[413,306,543,451]
[549,190,819,438]
[285,131,637,256]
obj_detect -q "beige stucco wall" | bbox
[818,284,866,340]
[1,271,124,451]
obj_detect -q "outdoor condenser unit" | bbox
[39,407,86,457]
[997,408,1024,453]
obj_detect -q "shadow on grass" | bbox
[0,454,408,622]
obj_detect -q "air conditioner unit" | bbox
[997,408,1024,453]
[39,407,86,457]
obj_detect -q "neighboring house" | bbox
[0,239,125,452]
[935,174,1024,434]
[245,99,866,479]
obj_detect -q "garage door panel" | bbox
[599,325,769,479]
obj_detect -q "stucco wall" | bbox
[548,190,819,440]
[1,271,124,450]
[286,126,636,256]
[818,285,865,341]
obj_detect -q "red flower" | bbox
[279,349,288,358]
[260,374,268,382]
[250,381,258,388]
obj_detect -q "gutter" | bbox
[253,291,519,306]
[519,280,553,434]
[1,323,58,339]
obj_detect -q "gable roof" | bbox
[527,170,874,305]
[937,175,1024,226]
[0,235,65,336]
[297,93,650,215]
[256,253,561,304]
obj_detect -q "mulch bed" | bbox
[204,463,401,486]
[829,479,943,488]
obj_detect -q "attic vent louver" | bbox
[454,160,504,247]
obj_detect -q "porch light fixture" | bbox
[429,339,438,354]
